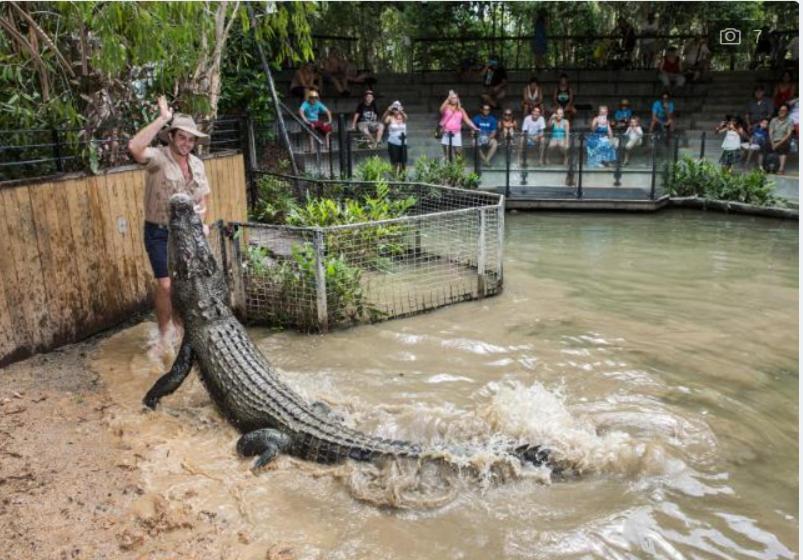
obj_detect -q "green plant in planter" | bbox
[246,241,383,328]
[355,156,394,182]
[668,156,779,207]
[412,155,480,189]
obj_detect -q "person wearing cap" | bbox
[299,87,332,151]
[613,99,633,133]
[351,90,384,149]
[382,100,408,173]
[128,95,211,359]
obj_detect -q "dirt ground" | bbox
[0,326,294,560]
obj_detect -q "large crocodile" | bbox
[143,194,551,471]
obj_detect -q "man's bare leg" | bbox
[154,277,172,336]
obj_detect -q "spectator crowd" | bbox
[288,24,798,175]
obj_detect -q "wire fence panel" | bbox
[221,177,503,332]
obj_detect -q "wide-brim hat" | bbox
[158,113,210,145]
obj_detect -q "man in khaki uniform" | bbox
[128,96,211,357]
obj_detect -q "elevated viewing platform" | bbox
[273,68,797,208]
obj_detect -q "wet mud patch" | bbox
[0,328,301,560]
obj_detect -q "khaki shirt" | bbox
[143,146,210,225]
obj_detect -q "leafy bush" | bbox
[668,156,779,207]
[286,180,415,227]
[355,156,394,182]
[412,155,480,189]
[245,242,383,328]
[251,174,298,224]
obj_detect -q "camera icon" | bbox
[720,28,742,45]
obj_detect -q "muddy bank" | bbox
[0,325,295,560]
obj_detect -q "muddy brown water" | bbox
[91,210,798,559]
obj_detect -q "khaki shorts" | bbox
[358,121,382,135]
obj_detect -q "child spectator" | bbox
[545,107,570,166]
[499,109,518,143]
[298,88,332,151]
[586,105,616,168]
[520,106,546,165]
[623,116,644,165]
[613,99,633,132]
[383,101,408,174]
[716,117,745,171]
[351,90,384,149]
[741,118,770,168]
[472,103,499,165]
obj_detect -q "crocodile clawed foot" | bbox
[237,428,291,473]
[142,392,160,411]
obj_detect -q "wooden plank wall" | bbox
[0,152,247,367]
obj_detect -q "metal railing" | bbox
[0,117,244,183]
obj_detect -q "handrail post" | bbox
[473,133,481,176]
[566,132,575,187]
[313,229,328,332]
[504,135,511,198]
[400,132,407,175]
[577,133,584,199]
[650,135,657,200]
[521,131,528,185]
[337,113,347,179]
[51,128,63,172]
[673,135,680,166]
[315,139,323,177]
[448,132,454,162]
[346,131,353,178]
[241,115,256,208]
[699,131,706,159]
[613,132,623,187]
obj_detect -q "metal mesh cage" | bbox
[220,175,504,331]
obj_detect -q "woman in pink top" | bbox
[439,90,480,158]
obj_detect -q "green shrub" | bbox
[246,242,383,328]
[412,155,480,189]
[668,156,779,207]
[355,156,394,182]
[251,174,298,224]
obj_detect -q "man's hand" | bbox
[158,95,173,122]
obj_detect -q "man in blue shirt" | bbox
[472,104,499,164]
[649,90,676,135]
[298,87,332,151]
